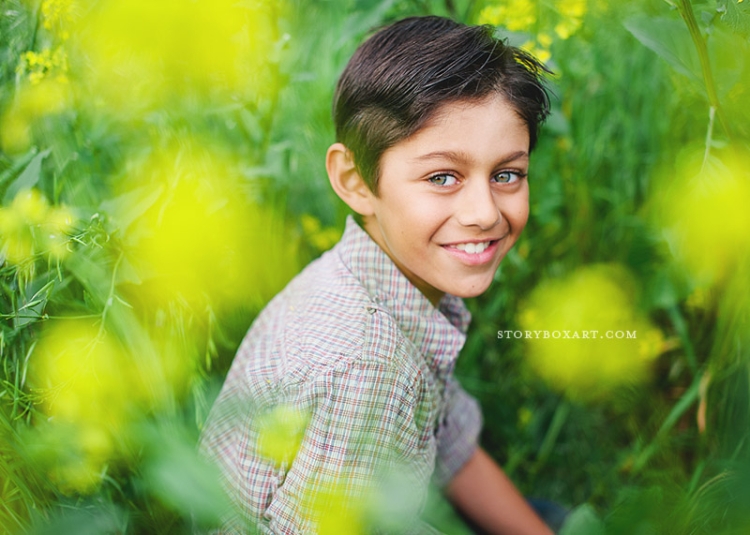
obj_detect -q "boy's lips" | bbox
[441,236,504,266]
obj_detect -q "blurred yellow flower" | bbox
[521,37,552,64]
[657,152,750,285]
[17,47,68,85]
[256,404,309,466]
[41,0,74,40]
[305,481,366,535]
[0,77,70,153]
[30,320,136,493]
[557,0,587,18]
[517,406,533,428]
[33,320,131,427]
[554,18,579,40]
[478,0,537,31]
[553,0,587,40]
[48,423,114,495]
[478,0,588,59]
[0,189,74,271]
[71,0,285,114]
[519,264,662,400]
[301,214,342,253]
[119,140,300,310]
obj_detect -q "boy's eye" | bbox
[428,174,458,186]
[492,171,526,184]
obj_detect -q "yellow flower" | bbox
[517,406,533,428]
[27,420,114,495]
[118,139,300,310]
[1,77,70,153]
[43,206,74,259]
[478,0,537,32]
[16,47,68,85]
[657,151,750,285]
[556,0,587,19]
[301,214,342,253]
[304,481,367,535]
[41,0,74,39]
[537,32,553,48]
[554,18,581,39]
[0,189,74,268]
[521,39,551,63]
[14,189,48,225]
[32,320,132,427]
[554,0,587,39]
[30,320,136,493]
[479,0,588,48]
[256,404,309,465]
[71,0,286,115]
[519,264,662,400]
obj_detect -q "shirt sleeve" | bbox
[432,378,483,488]
[255,358,444,535]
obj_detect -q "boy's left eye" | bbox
[492,171,525,184]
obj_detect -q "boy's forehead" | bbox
[375,94,530,175]
[403,94,528,143]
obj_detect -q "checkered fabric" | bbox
[200,216,483,534]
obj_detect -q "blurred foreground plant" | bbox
[518,264,664,401]
[0,0,302,530]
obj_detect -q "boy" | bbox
[201,15,553,535]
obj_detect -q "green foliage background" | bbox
[1,0,749,533]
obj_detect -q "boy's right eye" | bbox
[428,174,458,186]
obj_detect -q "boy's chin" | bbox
[442,279,495,299]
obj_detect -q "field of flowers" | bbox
[0,0,748,533]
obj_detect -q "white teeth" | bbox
[454,241,490,254]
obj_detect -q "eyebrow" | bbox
[412,150,529,166]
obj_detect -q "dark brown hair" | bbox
[333,16,551,192]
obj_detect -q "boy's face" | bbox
[361,94,530,305]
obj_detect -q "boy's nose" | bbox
[456,180,501,230]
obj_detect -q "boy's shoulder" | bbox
[235,219,425,397]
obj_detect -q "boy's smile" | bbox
[360,94,530,305]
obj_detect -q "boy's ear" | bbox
[326,143,376,216]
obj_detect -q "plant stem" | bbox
[97,251,123,340]
[702,105,715,171]
[631,373,702,474]
[676,0,733,141]
[535,400,570,470]
[668,304,698,374]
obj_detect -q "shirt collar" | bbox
[336,216,471,379]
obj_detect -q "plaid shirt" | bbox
[201,217,482,534]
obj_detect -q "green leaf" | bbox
[560,504,606,535]
[14,279,55,329]
[721,0,750,37]
[98,183,164,233]
[624,15,702,85]
[143,434,229,524]
[3,149,51,204]
[708,25,748,98]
